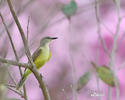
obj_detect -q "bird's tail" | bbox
[16,75,27,90]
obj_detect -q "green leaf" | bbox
[62,0,77,19]
[77,71,91,91]
[91,62,117,87]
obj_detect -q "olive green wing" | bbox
[32,47,42,62]
[24,48,42,76]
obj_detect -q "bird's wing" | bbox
[24,48,42,72]
[32,47,42,62]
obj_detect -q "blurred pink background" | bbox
[0,0,125,100]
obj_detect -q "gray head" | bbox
[40,36,58,46]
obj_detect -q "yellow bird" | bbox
[16,36,57,90]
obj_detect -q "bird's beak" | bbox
[50,37,58,40]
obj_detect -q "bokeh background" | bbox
[0,0,125,100]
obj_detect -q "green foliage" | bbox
[91,62,117,87]
[62,0,77,19]
[77,71,91,91]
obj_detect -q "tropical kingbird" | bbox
[16,36,57,90]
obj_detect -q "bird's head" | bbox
[40,36,58,46]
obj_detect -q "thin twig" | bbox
[0,12,19,61]
[101,21,114,35]
[0,13,19,86]
[0,0,34,37]
[5,84,16,88]
[0,12,28,100]
[70,54,77,100]
[7,0,51,100]
[0,57,29,68]
[69,20,77,100]
[108,87,112,100]
[95,39,101,100]
[94,0,120,100]
[77,0,104,16]
[27,16,30,44]
[108,1,121,100]
[94,0,110,57]
[7,86,24,97]
[94,1,108,99]
[8,71,17,85]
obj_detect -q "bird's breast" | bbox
[34,47,50,69]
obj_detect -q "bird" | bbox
[16,36,58,90]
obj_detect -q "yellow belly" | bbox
[34,51,50,69]
[24,46,51,77]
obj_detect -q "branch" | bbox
[8,71,17,85]
[68,20,78,100]
[108,1,121,100]
[0,13,19,61]
[94,0,110,57]
[101,21,114,35]
[0,12,28,100]
[94,0,120,100]
[0,57,29,68]
[27,16,30,43]
[0,0,34,37]
[7,86,24,97]
[7,0,51,100]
